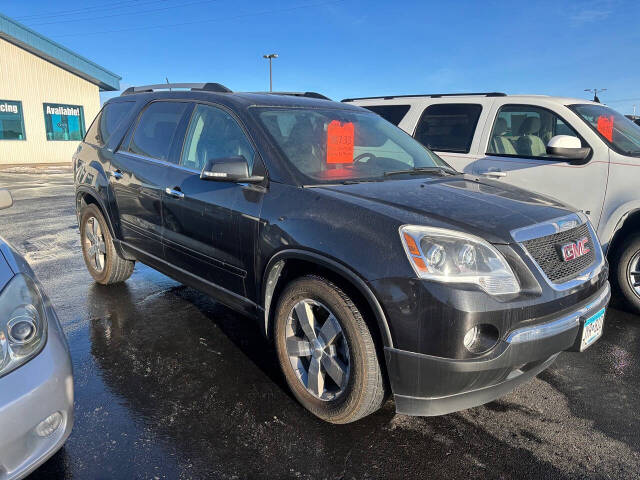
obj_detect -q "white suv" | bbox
[344,93,640,311]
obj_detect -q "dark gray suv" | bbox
[74,83,609,423]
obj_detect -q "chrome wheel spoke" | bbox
[318,314,341,346]
[286,337,312,357]
[321,354,347,387]
[85,216,106,273]
[307,357,324,397]
[294,301,317,341]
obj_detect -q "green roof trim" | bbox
[0,13,121,91]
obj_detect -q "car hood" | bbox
[314,175,574,243]
[0,235,34,292]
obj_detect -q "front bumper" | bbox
[385,281,610,416]
[0,304,74,480]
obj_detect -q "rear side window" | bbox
[127,101,189,162]
[414,104,482,153]
[85,102,134,147]
[362,105,410,126]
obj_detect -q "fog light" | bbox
[35,412,63,437]
[463,324,499,354]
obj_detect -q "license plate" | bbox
[580,307,605,351]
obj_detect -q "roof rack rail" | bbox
[121,82,232,96]
[252,91,332,101]
[341,92,506,102]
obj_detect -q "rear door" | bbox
[473,102,609,227]
[412,101,491,173]
[110,100,192,259]
[162,102,265,299]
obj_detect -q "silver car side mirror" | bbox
[0,189,13,210]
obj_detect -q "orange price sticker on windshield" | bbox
[597,115,614,142]
[327,120,354,164]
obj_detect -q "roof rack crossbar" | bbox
[341,92,506,102]
[251,91,332,100]
[121,82,232,96]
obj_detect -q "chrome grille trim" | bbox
[511,213,606,291]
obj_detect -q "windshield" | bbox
[571,104,640,157]
[254,107,454,183]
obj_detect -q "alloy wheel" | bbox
[84,216,106,273]
[285,299,350,401]
[628,250,640,299]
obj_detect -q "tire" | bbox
[79,204,134,285]
[274,275,386,424]
[615,233,640,313]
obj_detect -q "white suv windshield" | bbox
[572,104,640,157]
[255,107,454,183]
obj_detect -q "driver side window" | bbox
[181,104,255,172]
[487,105,581,159]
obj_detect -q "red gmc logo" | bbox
[561,237,590,262]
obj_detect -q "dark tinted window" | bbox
[181,104,255,172]
[363,105,410,126]
[85,102,134,147]
[414,104,482,153]
[128,101,188,162]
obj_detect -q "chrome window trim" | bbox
[118,151,201,174]
[506,282,610,344]
[511,212,605,291]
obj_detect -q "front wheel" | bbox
[274,275,386,424]
[80,204,134,285]
[616,233,640,313]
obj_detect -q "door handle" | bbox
[110,169,123,180]
[165,187,185,199]
[479,170,507,178]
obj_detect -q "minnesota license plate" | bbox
[580,308,605,351]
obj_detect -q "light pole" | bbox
[263,53,278,92]
[585,88,606,103]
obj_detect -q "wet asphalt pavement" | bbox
[0,171,639,479]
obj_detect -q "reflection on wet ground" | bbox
[0,172,638,479]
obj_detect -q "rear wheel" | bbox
[274,275,386,424]
[80,204,134,285]
[616,233,640,312]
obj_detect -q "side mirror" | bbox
[0,189,13,210]
[200,156,264,183]
[546,135,591,162]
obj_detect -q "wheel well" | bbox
[265,258,391,381]
[608,210,640,261]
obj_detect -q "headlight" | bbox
[0,273,47,377]
[399,225,520,295]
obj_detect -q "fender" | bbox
[599,201,640,253]
[261,249,394,348]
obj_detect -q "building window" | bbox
[43,103,85,141]
[0,100,26,140]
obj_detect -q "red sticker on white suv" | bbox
[327,121,354,164]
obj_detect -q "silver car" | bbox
[0,189,73,480]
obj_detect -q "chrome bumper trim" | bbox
[506,283,610,344]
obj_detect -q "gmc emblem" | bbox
[560,237,590,262]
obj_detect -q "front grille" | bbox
[522,223,596,284]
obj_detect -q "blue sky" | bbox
[4,0,640,114]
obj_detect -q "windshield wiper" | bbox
[383,166,457,177]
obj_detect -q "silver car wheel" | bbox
[628,250,640,299]
[285,299,350,401]
[84,216,106,273]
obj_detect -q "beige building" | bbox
[0,13,120,165]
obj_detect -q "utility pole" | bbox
[585,88,606,103]
[633,105,637,117]
[263,53,278,92]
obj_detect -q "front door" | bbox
[472,103,609,228]
[162,103,264,299]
